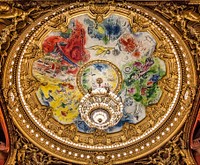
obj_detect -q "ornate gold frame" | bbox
[0,1,199,165]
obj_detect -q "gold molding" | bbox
[0,1,199,165]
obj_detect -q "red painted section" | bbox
[191,109,200,164]
[0,109,9,152]
[42,20,90,65]
[194,153,200,164]
[0,108,9,165]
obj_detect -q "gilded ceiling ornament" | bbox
[134,131,195,165]
[0,1,199,165]
[7,127,72,165]
[154,2,200,71]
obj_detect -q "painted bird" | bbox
[88,45,114,56]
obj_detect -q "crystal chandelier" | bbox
[78,88,123,130]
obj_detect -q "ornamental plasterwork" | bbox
[0,1,199,165]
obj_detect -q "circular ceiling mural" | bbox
[2,3,197,164]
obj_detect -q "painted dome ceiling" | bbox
[2,2,198,164]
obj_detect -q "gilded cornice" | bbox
[0,1,199,164]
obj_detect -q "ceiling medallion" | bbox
[77,60,123,95]
[2,3,197,164]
